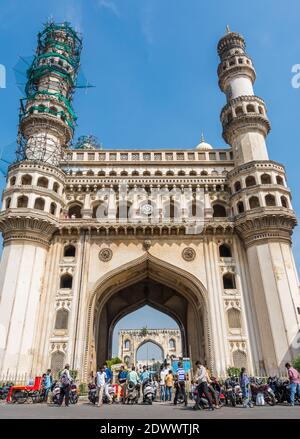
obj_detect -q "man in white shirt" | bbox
[59,364,72,407]
[160,363,170,401]
[193,361,214,411]
[96,365,112,406]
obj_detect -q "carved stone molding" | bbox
[235,208,297,247]
[182,247,196,261]
[0,211,58,247]
[99,247,113,262]
[143,239,151,251]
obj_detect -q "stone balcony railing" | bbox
[63,149,234,164]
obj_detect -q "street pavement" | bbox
[0,400,299,419]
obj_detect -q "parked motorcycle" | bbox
[103,383,116,404]
[88,383,97,404]
[192,383,222,409]
[250,378,276,406]
[268,376,293,404]
[224,377,238,407]
[69,383,78,404]
[50,381,78,405]
[51,381,61,405]
[0,383,13,400]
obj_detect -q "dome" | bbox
[195,134,213,151]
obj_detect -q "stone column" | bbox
[236,211,300,375]
[0,216,57,377]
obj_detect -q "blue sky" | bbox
[0,0,299,357]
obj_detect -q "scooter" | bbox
[125,381,140,404]
[142,379,156,405]
[50,381,78,405]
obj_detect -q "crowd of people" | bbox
[37,360,300,409]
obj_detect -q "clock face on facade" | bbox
[140,203,153,216]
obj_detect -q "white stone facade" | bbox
[118,329,182,366]
[0,25,299,382]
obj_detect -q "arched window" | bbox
[163,201,180,221]
[10,176,16,186]
[249,196,260,209]
[120,171,128,176]
[245,176,256,187]
[92,202,107,219]
[234,181,241,192]
[246,104,255,113]
[124,340,130,350]
[261,174,271,184]
[132,170,139,176]
[169,339,176,350]
[50,351,65,375]
[154,171,162,176]
[223,272,236,289]
[109,170,117,176]
[34,197,45,210]
[237,201,245,213]
[60,273,73,289]
[5,198,11,209]
[178,170,185,176]
[37,177,49,188]
[233,350,247,369]
[86,170,94,176]
[50,202,57,215]
[166,170,174,176]
[117,202,132,222]
[143,170,151,176]
[17,195,28,208]
[55,308,69,330]
[98,170,105,176]
[219,244,232,258]
[68,203,82,218]
[21,174,32,185]
[213,204,227,217]
[200,170,208,176]
[235,106,243,117]
[64,245,76,257]
[265,194,276,206]
[228,308,242,329]
[281,196,288,208]
[53,182,59,193]
[189,170,197,176]
[75,171,83,176]
[276,175,284,185]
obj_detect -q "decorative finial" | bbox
[226,24,231,34]
[201,132,205,143]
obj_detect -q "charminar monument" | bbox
[0,22,299,382]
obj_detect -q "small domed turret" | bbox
[195,134,213,151]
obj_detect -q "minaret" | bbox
[18,21,82,165]
[217,28,300,374]
[218,27,270,166]
[0,22,82,377]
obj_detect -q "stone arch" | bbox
[135,338,165,363]
[83,253,212,381]
[119,329,181,366]
[50,350,65,375]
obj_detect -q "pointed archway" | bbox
[84,254,213,379]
